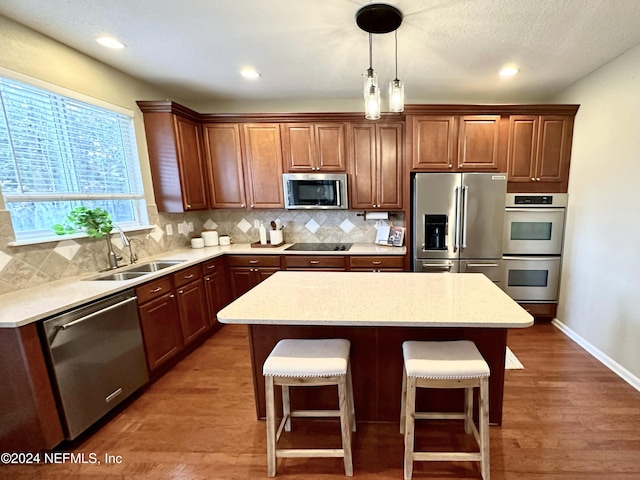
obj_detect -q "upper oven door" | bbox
[503,208,565,255]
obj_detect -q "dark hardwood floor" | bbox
[4,323,640,479]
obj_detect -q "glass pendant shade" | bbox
[365,84,381,120]
[364,67,378,92]
[389,78,404,112]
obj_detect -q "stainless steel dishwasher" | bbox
[42,289,148,440]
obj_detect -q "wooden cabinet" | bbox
[507,115,574,192]
[349,122,404,209]
[227,255,281,299]
[173,265,209,346]
[202,123,247,208]
[349,255,405,272]
[410,114,504,172]
[202,258,230,331]
[284,255,346,270]
[137,101,209,212]
[281,123,346,172]
[136,277,183,372]
[242,124,285,208]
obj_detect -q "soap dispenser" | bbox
[259,222,267,245]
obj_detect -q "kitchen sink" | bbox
[86,260,186,281]
[126,260,185,273]
[89,271,150,281]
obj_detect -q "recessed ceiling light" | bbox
[240,68,261,79]
[96,37,126,49]
[499,66,519,77]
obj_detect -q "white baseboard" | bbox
[552,319,640,393]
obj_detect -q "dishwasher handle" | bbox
[58,297,138,332]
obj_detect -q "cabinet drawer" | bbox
[173,265,202,288]
[226,255,281,268]
[285,255,346,269]
[202,258,223,273]
[349,256,404,269]
[136,276,173,304]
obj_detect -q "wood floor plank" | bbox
[2,322,639,479]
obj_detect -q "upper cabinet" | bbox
[242,124,285,208]
[410,114,505,172]
[137,101,209,212]
[507,115,574,192]
[281,123,346,172]
[349,121,403,209]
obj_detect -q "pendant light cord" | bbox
[369,32,373,70]
[394,29,399,82]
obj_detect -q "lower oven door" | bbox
[502,256,561,302]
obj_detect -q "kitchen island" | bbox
[217,271,533,424]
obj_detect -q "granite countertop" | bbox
[0,243,406,328]
[218,271,533,328]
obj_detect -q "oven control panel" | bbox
[506,193,567,208]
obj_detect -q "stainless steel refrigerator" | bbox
[412,172,507,284]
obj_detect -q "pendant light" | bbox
[355,3,404,120]
[388,30,405,112]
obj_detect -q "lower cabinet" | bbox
[284,255,346,270]
[202,257,230,331]
[349,255,405,272]
[227,255,281,299]
[174,266,209,346]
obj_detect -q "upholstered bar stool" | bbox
[263,338,355,477]
[400,340,490,480]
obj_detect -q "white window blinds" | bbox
[0,76,147,241]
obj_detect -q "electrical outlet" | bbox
[188,221,194,232]
[254,219,260,229]
[166,224,173,236]
[177,223,185,235]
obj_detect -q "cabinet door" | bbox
[377,123,403,208]
[242,124,285,208]
[174,116,209,210]
[228,267,256,299]
[349,123,377,209]
[203,259,229,329]
[175,278,210,346]
[315,123,346,171]
[411,115,457,170]
[138,293,182,372]
[457,115,502,171]
[203,123,247,208]
[255,268,279,283]
[281,124,315,171]
[507,115,539,183]
[537,116,572,184]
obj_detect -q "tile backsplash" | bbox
[0,207,404,295]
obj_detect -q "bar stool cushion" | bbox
[403,340,490,379]
[263,338,350,377]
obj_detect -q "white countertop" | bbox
[218,271,533,328]
[0,243,405,328]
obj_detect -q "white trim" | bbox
[0,66,134,117]
[552,318,640,393]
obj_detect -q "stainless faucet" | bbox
[114,225,138,265]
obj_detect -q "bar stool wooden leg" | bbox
[265,376,277,478]
[464,386,473,434]
[403,375,416,480]
[346,361,356,433]
[282,385,291,432]
[338,375,354,476]
[480,377,490,480]
[400,365,407,434]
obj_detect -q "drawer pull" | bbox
[178,290,184,294]
[184,274,195,279]
[249,260,259,264]
[309,260,320,264]
[372,261,382,265]
[207,264,216,269]
[150,287,162,293]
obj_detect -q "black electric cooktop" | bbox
[285,243,352,252]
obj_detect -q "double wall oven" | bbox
[502,193,567,302]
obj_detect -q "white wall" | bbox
[553,44,640,379]
[0,14,175,207]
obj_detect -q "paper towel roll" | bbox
[365,211,389,220]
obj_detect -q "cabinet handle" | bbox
[249,260,259,264]
[187,204,191,209]
[150,287,162,293]
[205,277,211,281]
[536,178,541,181]
[169,294,175,298]
[448,164,453,168]
[183,274,195,279]
[250,204,254,208]
[372,261,382,265]
[310,260,320,264]
[207,264,216,269]
[531,177,536,181]
[241,203,245,207]
[178,290,184,294]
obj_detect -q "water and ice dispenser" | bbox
[424,214,447,250]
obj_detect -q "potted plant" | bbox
[52,206,114,238]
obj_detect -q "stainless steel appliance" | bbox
[42,290,148,440]
[503,193,567,255]
[282,173,348,209]
[502,193,567,302]
[412,172,507,284]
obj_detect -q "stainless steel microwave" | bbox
[282,173,348,209]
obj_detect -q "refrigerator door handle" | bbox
[461,185,469,249]
[453,186,460,252]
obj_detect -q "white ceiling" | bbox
[2,0,640,107]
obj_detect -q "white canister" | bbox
[269,229,283,245]
[191,237,205,249]
[219,235,231,246]
[201,230,219,246]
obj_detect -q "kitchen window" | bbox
[0,72,147,244]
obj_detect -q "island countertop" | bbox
[217,271,533,328]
